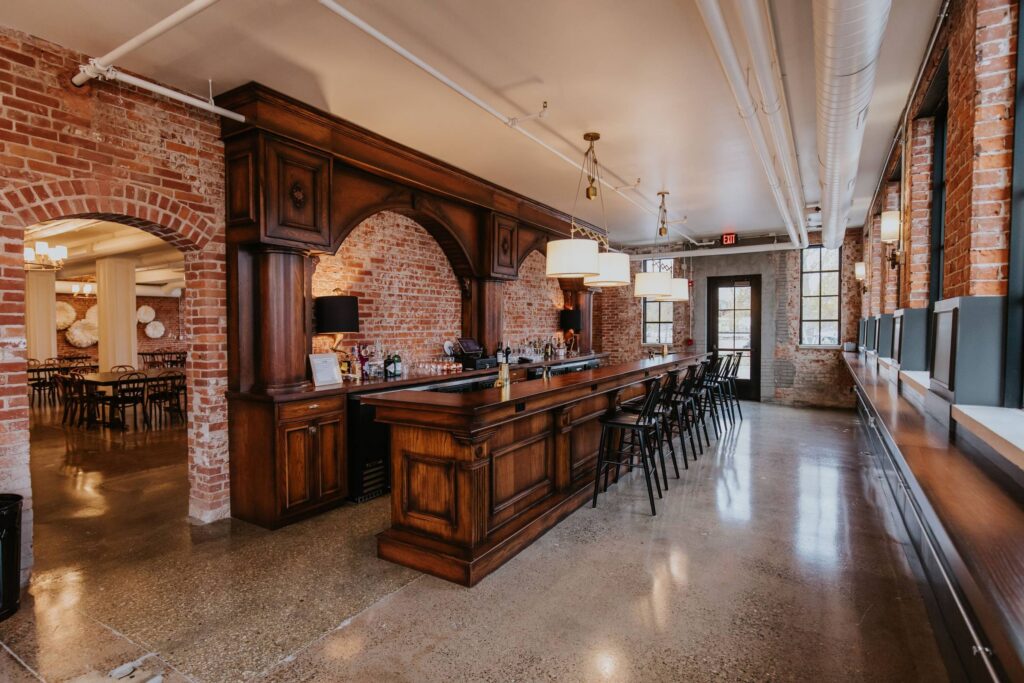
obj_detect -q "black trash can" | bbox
[0,494,23,621]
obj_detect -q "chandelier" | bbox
[24,241,67,271]
[547,132,627,284]
[633,192,673,298]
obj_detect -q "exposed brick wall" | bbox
[592,253,692,364]
[596,230,862,408]
[311,211,462,363]
[50,293,185,361]
[944,0,1018,297]
[772,230,862,408]
[502,249,564,345]
[905,117,934,309]
[868,214,882,317]
[0,27,228,580]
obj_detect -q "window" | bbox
[642,258,673,344]
[929,99,947,305]
[800,246,841,346]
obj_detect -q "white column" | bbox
[24,270,57,360]
[96,257,137,371]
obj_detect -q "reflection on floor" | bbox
[1,402,947,681]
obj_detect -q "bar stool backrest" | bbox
[730,352,743,379]
[636,377,663,427]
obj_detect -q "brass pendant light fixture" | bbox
[633,191,673,298]
[547,132,627,285]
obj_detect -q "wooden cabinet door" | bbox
[264,138,331,247]
[278,420,315,513]
[315,414,347,500]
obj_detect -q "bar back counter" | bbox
[363,353,701,585]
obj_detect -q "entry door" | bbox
[708,275,761,401]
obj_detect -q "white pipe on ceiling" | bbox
[695,0,804,251]
[316,0,701,245]
[102,69,244,122]
[735,0,809,248]
[72,0,222,86]
[627,241,800,261]
[813,0,892,249]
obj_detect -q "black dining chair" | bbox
[101,372,149,430]
[592,377,664,516]
[146,371,185,427]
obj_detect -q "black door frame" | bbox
[707,274,762,401]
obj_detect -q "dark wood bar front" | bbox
[363,353,701,586]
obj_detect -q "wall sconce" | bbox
[854,261,868,293]
[880,210,902,270]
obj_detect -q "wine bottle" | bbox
[394,353,402,376]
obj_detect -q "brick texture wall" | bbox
[0,27,228,579]
[944,0,1017,297]
[905,117,934,308]
[868,214,882,317]
[312,211,462,363]
[51,293,185,361]
[502,249,564,345]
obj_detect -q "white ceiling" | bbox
[25,219,185,285]
[1,0,941,245]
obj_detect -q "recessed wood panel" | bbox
[404,453,456,525]
[491,435,551,511]
[489,214,519,278]
[280,422,312,511]
[317,415,346,499]
[265,138,330,246]
[570,419,603,478]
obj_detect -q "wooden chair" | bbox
[110,364,135,373]
[100,372,149,430]
[146,371,185,427]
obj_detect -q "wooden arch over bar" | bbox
[217,82,603,394]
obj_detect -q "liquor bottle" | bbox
[503,344,511,364]
[394,353,403,376]
[384,352,394,378]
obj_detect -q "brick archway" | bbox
[0,179,229,580]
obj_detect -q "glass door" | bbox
[708,275,761,401]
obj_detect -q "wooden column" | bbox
[252,246,312,394]
[24,270,56,360]
[96,257,137,372]
[477,279,503,353]
[573,289,593,354]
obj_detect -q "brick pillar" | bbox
[882,182,900,314]
[906,117,935,308]
[944,0,1018,297]
[868,214,882,317]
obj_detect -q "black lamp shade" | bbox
[314,295,359,334]
[559,308,582,332]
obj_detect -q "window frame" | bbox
[641,258,674,346]
[799,245,843,348]
[929,98,947,307]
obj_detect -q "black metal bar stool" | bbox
[592,377,664,515]
[621,371,682,487]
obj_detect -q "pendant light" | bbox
[547,132,613,280]
[634,191,673,298]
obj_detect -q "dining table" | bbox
[78,369,185,428]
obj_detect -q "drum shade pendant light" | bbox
[634,192,673,298]
[547,132,621,281]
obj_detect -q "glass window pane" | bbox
[820,321,839,345]
[802,273,820,296]
[821,248,840,271]
[718,333,735,349]
[734,333,751,349]
[802,296,819,321]
[644,324,660,344]
[821,272,840,296]
[801,322,820,346]
[803,249,821,271]
[820,296,839,321]
[735,315,751,334]
[735,287,751,308]
[718,287,734,310]
[659,301,673,322]
[645,301,659,322]
[659,324,673,344]
[738,356,750,380]
[718,312,734,333]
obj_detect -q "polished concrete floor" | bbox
[1,401,947,682]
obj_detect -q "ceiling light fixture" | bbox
[633,192,673,298]
[547,132,607,280]
[24,241,68,271]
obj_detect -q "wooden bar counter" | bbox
[363,353,701,586]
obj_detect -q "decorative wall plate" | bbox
[66,320,98,348]
[144,320,165,339]
[85,304,98,325]
[55,301,77,330]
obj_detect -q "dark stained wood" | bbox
[477,279,504,355]
[253,246,312,394]
[365,353,703,586]
[487,213,519,279]
[844,353,1024,681]
[78,369,183,387]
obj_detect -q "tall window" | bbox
[800,246,841,345]
[929,99,947,305]
[642,258,673,344]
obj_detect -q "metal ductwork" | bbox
[813,0,892,249]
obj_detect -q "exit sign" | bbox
[722,232,737,245]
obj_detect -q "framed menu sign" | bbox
[309,353,343,387]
